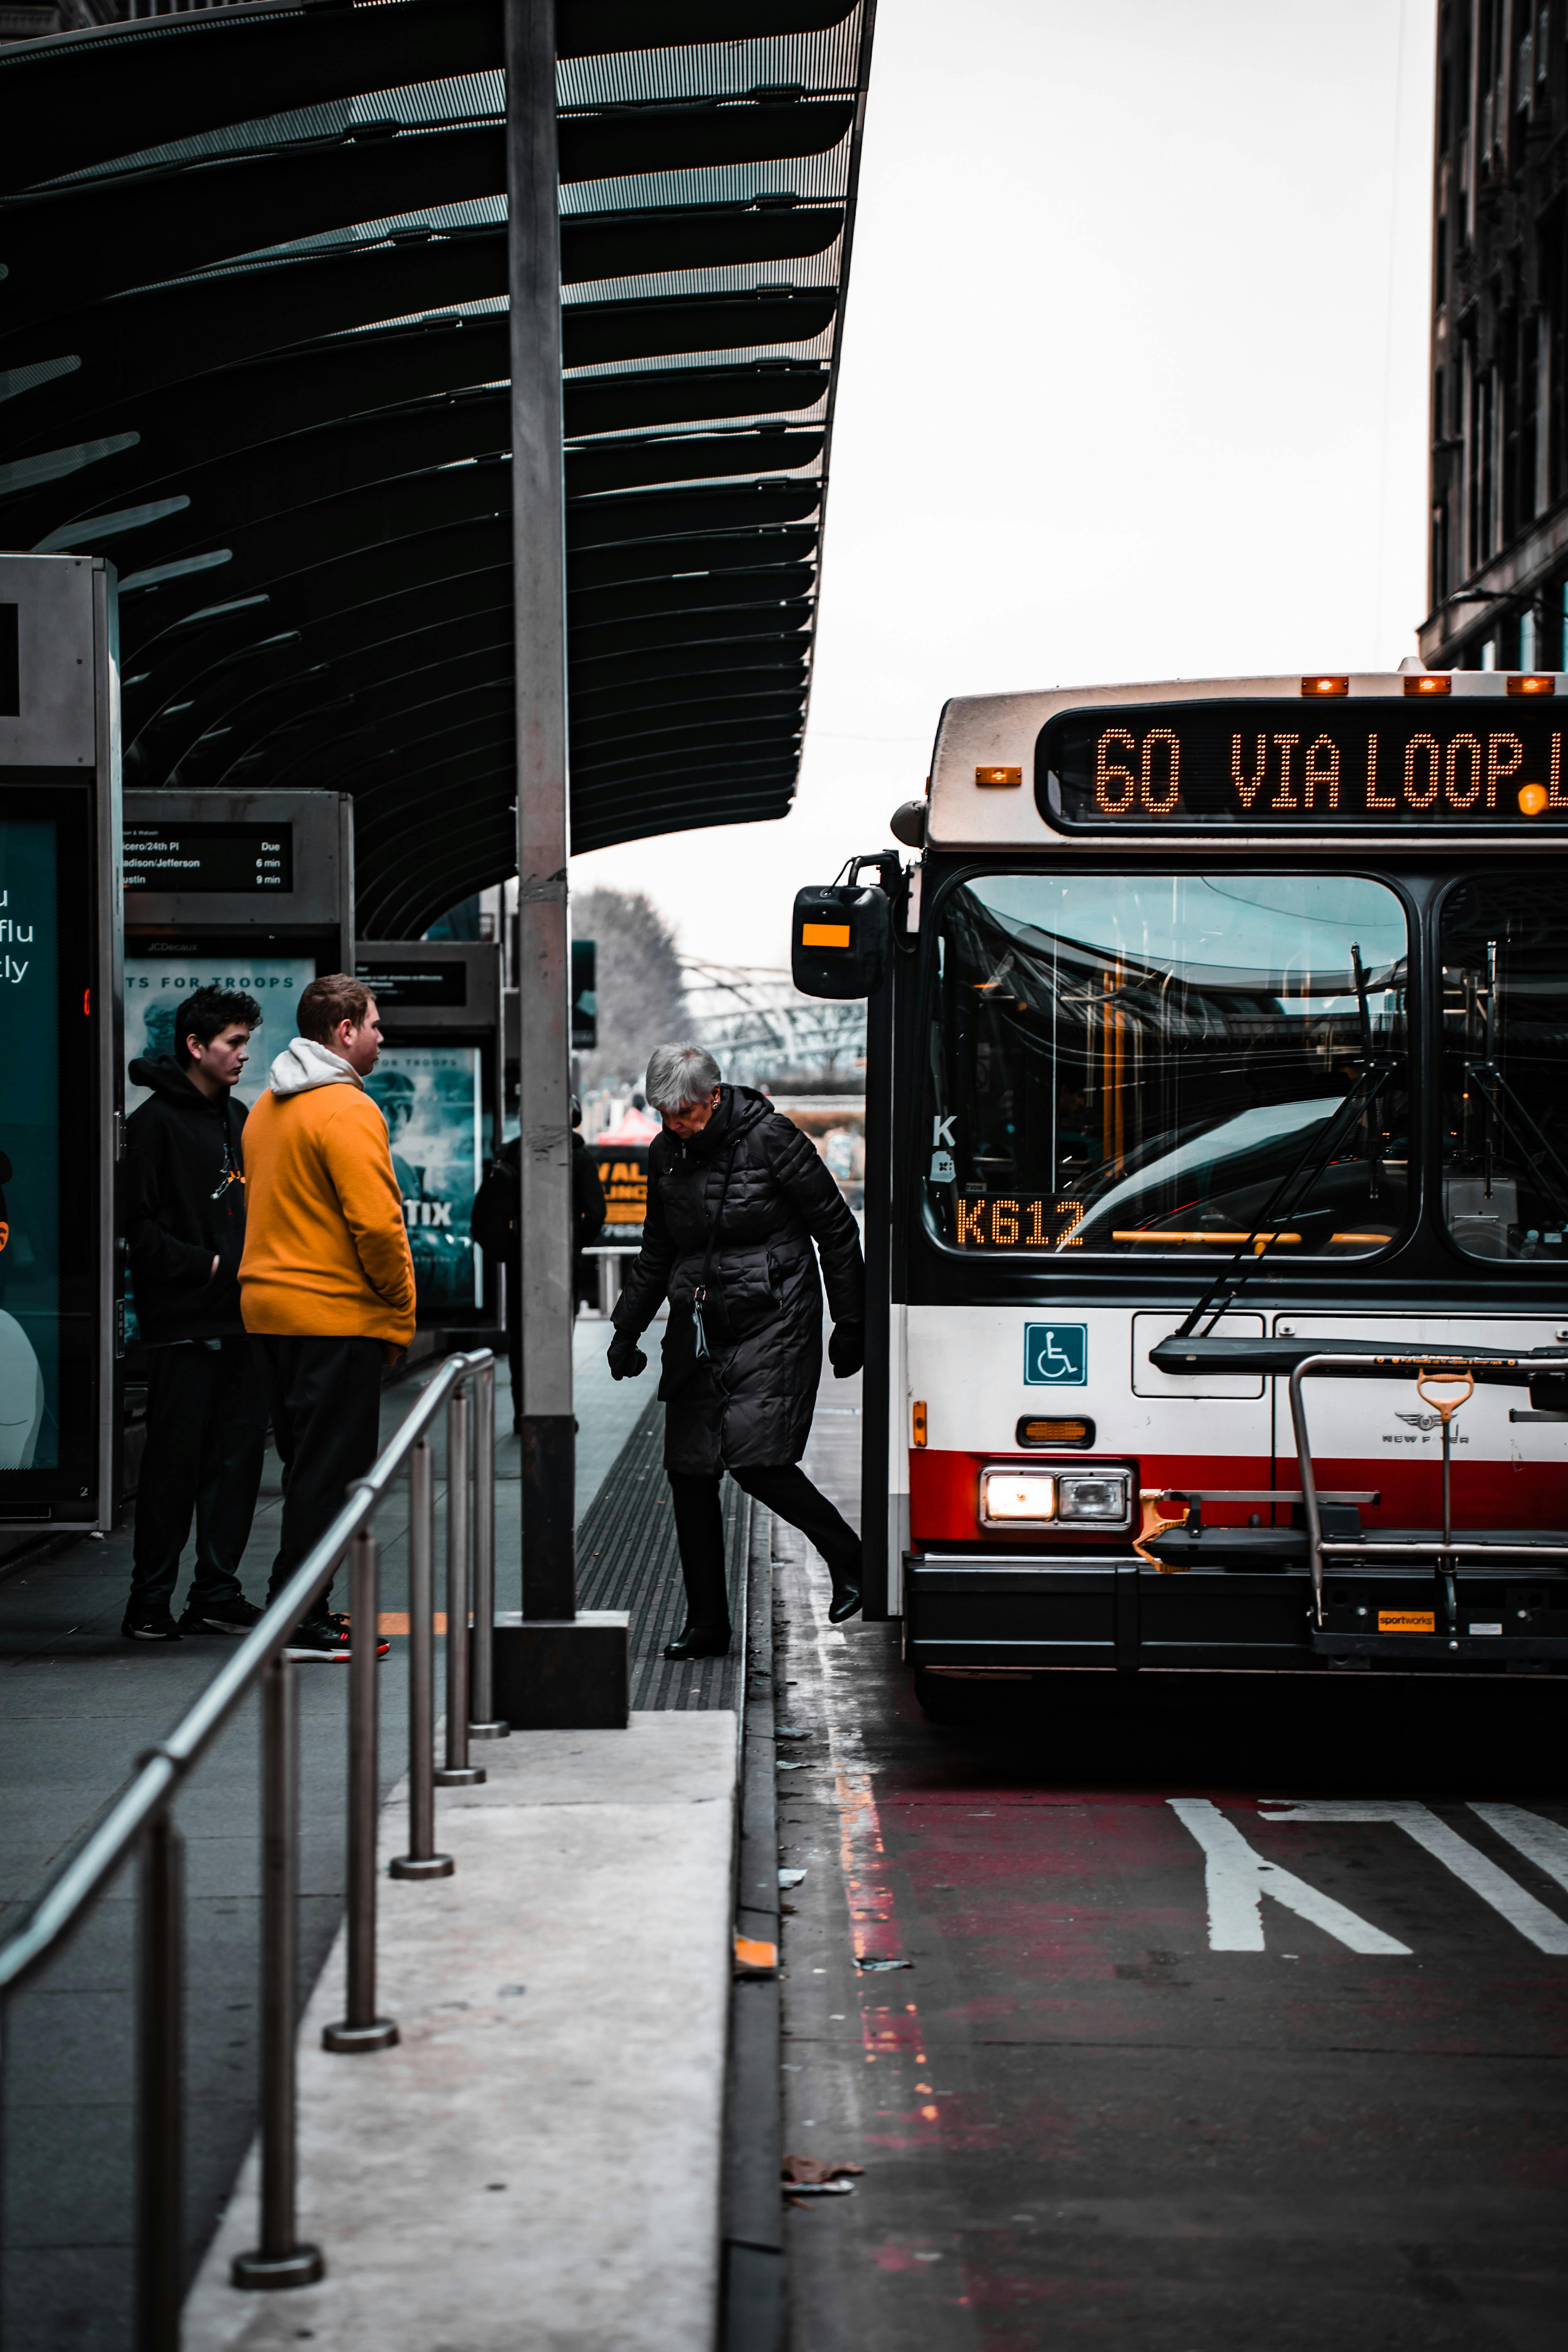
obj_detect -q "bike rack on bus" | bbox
[1287,1349,1568,1640]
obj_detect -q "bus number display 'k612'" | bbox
[1037,700,1568,830]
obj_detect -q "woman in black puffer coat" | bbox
[608,1044,865,1659]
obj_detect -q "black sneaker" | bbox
[178,1596,264,1635]
[122,1608,182,1643]
[284,1617,390,1663]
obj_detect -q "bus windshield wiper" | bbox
[1465,1058,1568,1229]
[1175,944,1396,1341]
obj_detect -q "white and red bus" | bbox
[793,671,1568,1705]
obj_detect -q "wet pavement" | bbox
[777,1398,1568,2351]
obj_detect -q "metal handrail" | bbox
[0,1347,500,2346]
[1288,1349,1568,1629]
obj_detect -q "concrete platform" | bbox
[186,1708,737,2352]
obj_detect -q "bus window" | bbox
[925,872,1409,1258]
[1440,874,1568,1262]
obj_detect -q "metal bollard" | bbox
[323,1530,398,2051]
[233,1654,323,2289]
[391,1436,453,1879]
[136,1806,184,2352]
[468,1360,508,1739]
[436,1385,484,1786]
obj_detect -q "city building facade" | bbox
[1423,1,1568,667]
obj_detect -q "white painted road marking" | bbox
[1260,1801,1568,1956]
[1467,1802,1568,1898]
[1168,1798,1411,1955]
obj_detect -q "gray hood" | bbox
[268,1038,364,1098]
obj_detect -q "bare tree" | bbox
[572,887,687,1093]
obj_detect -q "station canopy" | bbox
[0,0,873,937]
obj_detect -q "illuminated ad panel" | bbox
[365,1047,484,1315]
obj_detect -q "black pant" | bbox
[667,1464,861,1636]
[251,1335,384,1617]
[130,1339,267,1614]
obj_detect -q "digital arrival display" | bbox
[1038,700,1568,831]
[124,824,294,892]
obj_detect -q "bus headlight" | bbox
[978,1463,1134,1531]
[1057,1472,1131,1521]
[979,1470,1056,1524]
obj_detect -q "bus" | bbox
[792,671,1568,1703]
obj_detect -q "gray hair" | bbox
[645,1042,721,1113]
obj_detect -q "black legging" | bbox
[668,1465,860,1635]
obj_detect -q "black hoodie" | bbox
[124,1056,250,1343]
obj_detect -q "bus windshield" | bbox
[925,871,1410,1257]
[1440,873,1568,1261]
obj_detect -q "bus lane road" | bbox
[772,1523,1568,2352]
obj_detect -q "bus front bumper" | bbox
[904,1554,1568,1673]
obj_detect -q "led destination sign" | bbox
[1038,700,1568,831]
[124,824,294,892]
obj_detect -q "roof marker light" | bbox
[975,765,1021,787]
[1301,676,1349,696]
[1520,783,1549,815]
[1507,674,1555,695]
[1403,672,1451,695]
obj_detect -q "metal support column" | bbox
[136,1808,184,2352]
[498,0,629,1727]
[233,1655,323,2289]
[436,1387,484,1787]
[323,1531,399,2050]
[391,1437,454,1878]
[506,0,576,1619]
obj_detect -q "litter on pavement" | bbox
[783,2155,864,2194]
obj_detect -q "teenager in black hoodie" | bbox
[123,986,267,1640]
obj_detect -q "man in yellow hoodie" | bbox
[241,974,416,1660]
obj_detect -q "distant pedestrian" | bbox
[239,977,414,1660]
[608,1045,864,1660]
[122,987,267,1643]
[477,1095,605,1435]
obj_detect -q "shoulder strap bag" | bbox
[691,1144,740,1361]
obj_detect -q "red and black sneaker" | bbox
[284,1616,390,1663]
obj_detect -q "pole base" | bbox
[388,1852,454,1880]
[492,1611,630,1728]
[469,1719,511,1739]
[231,2245,325,2291]
[433,1764,486,1786]
[321,2017,399,2053]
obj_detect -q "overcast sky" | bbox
[571,0,1438,973]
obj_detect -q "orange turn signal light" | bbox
[1403,672,1451,695]
[912,1400,927,1448]
[1507,674,1555,695]
[975,765,1022,787]
[1301,675,1349,697]
[801,922,850,948]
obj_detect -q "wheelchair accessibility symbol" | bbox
[1024,1323,1087,1386]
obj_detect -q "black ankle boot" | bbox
[663,1623,732,1661]
[828,1579,861,1625]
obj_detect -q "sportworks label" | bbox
[1378,1609,1436,1634]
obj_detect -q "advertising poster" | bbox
[125,954,314,1109]
[365,1046,484,1315]
[0,816,56,1471]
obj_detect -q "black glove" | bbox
[607,1327,648,1382]
[828,1321,864,1378]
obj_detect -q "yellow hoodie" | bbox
[239,1038,416,1350]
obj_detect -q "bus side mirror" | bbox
[791,883,890,999]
